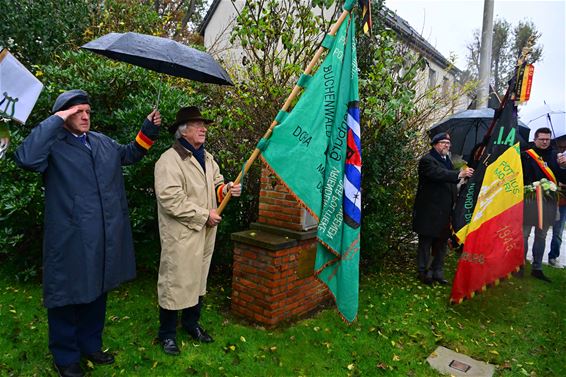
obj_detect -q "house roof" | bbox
[197,0,222,35]
[198,1,460,74]
[378,7,461,74]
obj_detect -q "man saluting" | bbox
[15,89,160,377]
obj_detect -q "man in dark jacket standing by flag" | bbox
[413,132,474,284]
[15,89,160,377]
[521,127,566,282]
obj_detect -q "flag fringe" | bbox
[261,156,351,263]
[313,272,358,324]
[261,157,350,262]
[259,156,320,222]
[449,263,524,305]
[316,237,342,259]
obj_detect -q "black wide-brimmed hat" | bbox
[168,106,213,133]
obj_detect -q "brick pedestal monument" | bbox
[230,165,331,326]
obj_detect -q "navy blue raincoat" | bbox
[15,115,150,308]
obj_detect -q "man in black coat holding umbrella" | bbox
[413,132,474,284]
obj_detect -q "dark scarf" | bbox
[179,138,206,172]
[430,148,453,170]
[533,145,555,162]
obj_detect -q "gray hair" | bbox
[175,124,187,139]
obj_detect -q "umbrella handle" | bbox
[155,74,163,109]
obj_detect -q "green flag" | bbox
[261,14,361,322]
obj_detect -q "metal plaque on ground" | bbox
[427,346,494,377]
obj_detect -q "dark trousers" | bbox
[48,293,107,366]
[523,225,550,270]
[549,205,566,260]
[158,296,202,340]
[416,235,447,279]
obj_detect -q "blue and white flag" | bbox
[344,102,361,228]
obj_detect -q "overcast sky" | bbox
[385,0,566,136]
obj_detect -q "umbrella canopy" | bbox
[428,108,530,161]
[526,110,565,140]
[81,32,233,86]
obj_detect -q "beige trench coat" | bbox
[154,141,224,310]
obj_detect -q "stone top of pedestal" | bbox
[231,229,297,251]
[250,222,317,240]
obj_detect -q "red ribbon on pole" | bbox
[536,185,543,229]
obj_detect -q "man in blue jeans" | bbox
[548,138,566,268]
[549,197,565,267]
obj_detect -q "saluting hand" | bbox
[147,109,161,126]
[55,106,81,121]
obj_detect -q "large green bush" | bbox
[0,0,96,65]
[358,28,426,269]
[0,0,164,66]
[0,51,201,273]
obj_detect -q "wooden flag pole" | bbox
[217,8,352,214]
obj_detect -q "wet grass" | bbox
[0,250,564,376]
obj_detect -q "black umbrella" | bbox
[428,108,530,161]
[81,32,233,105]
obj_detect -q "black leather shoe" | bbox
[85,350,115,365]
[187,325,214,343]
[531,269,551,282]
[54,362,84,377]
[512,266,525,278]
[418,273,433,285]
[161,338,180,356]
[433,277,449,285]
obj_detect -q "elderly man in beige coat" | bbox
[154,106,241,356]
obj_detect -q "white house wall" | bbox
[203,0,246,62]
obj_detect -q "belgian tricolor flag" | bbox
[515,64,534,103]
[450,101,524,304]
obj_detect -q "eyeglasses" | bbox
[438,141,451,145]
[187,123,209,130]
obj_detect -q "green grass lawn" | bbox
[0,251,564,376]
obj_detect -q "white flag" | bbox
[0,49,43,124]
